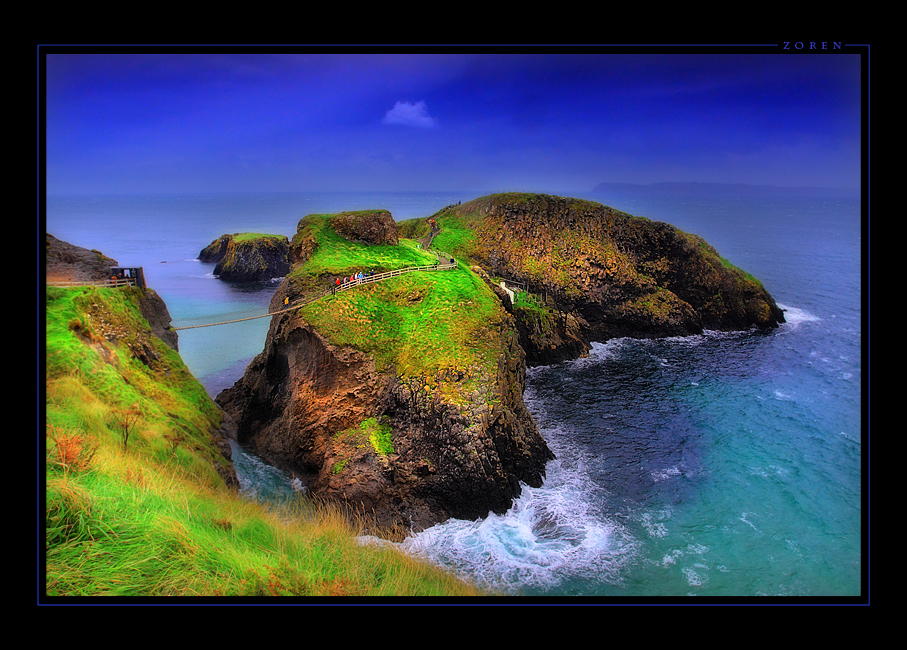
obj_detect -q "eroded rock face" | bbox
[138,289,179,351]
[199,234,290,281]
[330,210,399,246]
[216,306,552,532]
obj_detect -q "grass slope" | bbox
[291,213,506,381]
[43,285,482,598]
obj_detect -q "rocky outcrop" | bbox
[445,193,785,361]
[137,289,180,351]
[45,233,179,351]
[199,233,290,281]
[216,212,553,533]
[216,301,551,532]
[214,192,786,533]
[330,210,399,246]
[45,233,118,283]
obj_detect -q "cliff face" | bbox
[217,304,551,531]
[216,211,553,532]
[199,233,290,281]
[437,193,784,362]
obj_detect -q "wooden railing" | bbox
[47,277,139,289]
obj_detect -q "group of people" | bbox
[334,270,373,291]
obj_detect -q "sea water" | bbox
[43,189,864,599]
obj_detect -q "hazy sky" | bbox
[43,47,864,195]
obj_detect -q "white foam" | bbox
[397,468,639,594]
[777,303,821,328]
[651,466,682,482]
[683,566,707,587]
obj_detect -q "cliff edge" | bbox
[46,233,179,351]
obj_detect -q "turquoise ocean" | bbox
[44,188,865,600]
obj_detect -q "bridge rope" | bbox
[170,248,457,331]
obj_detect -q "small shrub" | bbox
[46,424,98,474]
[109,403,142,452]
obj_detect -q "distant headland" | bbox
[591,181,860,197]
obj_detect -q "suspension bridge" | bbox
[169,249,458,331]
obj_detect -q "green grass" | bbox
[287,211,505,381]
[330,417,394,476]
[334,417,393,456]
[300,266,503,379]
[232,233,287,243]
[430,211,482,262]
[295,213,437,276]
[44,285,484,598]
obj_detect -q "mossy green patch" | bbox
[334,417,394,456]
[233,233,286,243]
[290,214,437,286]
[300,266,503,379]
[632,286,681,320]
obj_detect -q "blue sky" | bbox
[43,48,863,195]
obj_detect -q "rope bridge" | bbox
[170,251,458,331]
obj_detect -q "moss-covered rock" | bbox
[431,193,785,359]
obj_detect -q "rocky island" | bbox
[199,232,290,281]
[216,209,552,532]
[216,193,784,534]
[410,193,785,365]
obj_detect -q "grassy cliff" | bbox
[43,284,482,598]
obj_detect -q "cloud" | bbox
[382,101,438,128]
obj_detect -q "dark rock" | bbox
[330,210,399,246]
[138,289,179,351]
[199,233,290,282]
